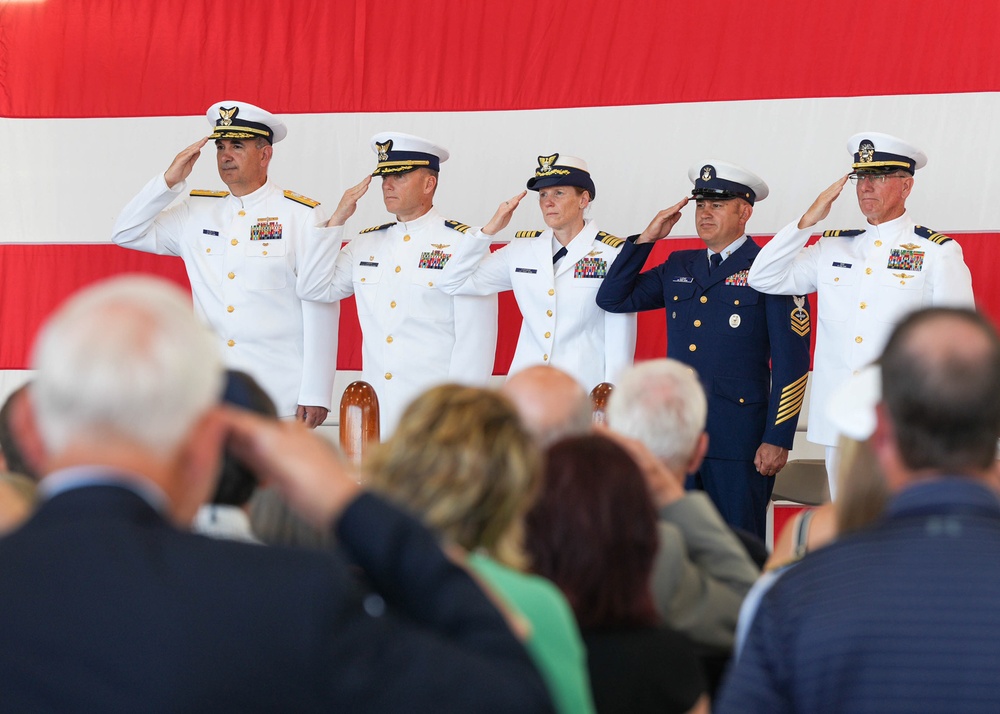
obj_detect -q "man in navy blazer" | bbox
[598,161,811,538]
[717,307,1000,713]
[0,276,553,714]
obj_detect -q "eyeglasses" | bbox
[848,173,908,184]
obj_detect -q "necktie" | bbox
[709,252,722,273]
[553,246,568,265]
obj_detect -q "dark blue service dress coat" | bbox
[597,236,811,536]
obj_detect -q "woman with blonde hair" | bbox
[366,384,595,714]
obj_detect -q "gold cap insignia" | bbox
[701,165,713,181]
[537,153,559,174]
[376,140,393,162]
[858,140,875,164]
[218,106,237,126]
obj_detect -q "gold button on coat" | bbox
[855,336,863,343]
[543,354,549,361]
[228,272,235,279]
[865,267,873,275]
[385,373,392,380]
[231,239,238,246]
[395,266,401,273]
[860,302,867,309]
[739,398,745,404]
[544,331,551,338]
[699,296,708,304]
[227,339,235,347]
[734,299,740,305]
[689,344,697,352]
[403,235,411,242]
[546,310,553,317]
[874,240,883,247]
[238,210,246,216]
[386,336,393,343]
[205,248,212,254]
[548,289,555,296]
[693,320,702,327]
[390,300,397,308]
[227,305,234,313]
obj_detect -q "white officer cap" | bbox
[206,101,287,145]
[848,132,927,174]
[370,132,450,176]
[827,365,881,441]
[688,160,769,205]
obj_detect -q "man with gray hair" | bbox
[0,275,553,713]
[607,358,760,650]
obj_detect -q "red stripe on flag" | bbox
[3,1,1000,118]
[4,236,999,372]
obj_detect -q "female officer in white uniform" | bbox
[437,154,637,392]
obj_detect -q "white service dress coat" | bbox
[436,220,637,392]
[747,211,974,445]
[112,174,340,417]
[311,207,498,436]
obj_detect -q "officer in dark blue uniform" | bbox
[597,161,811,538]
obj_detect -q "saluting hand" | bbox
[327,175,372,227]
[164,137,210,189]
[635,196,690,244]
[482,191,528,236]
[798,174,850,230]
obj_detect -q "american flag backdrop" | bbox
[2,0,1000,398]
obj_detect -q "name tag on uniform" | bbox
[515,267,538,274]
[202,229,219,236]
[672,276,694,283]
[832,261,853,269]
[360,261,379,267]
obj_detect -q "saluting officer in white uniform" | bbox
[435,154,637,392]
[112,101,340,426]
[747,132,975,495]
[316,133,498,436]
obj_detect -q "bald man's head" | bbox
[501,366,592,447]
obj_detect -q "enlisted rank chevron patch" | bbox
[444,220,471,233]
[596,231,624,248]
[515,230,543,238]
[283,190,320,208]
[359,222,396,234]
[775,373,809,426]
[790,296,810,337]
[914,225,953,245]
[822,229,865,238]
[190,189,230,198]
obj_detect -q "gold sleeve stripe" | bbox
[445,221,471,233]
[775,374,809,426]
[597,231,624,248]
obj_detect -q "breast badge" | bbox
[419,249,452,269]
[251,218,282,241]
[887,247,924,271]
[729,314,741,328]
[724,269,749,286]
[574,256,608,278]
[791,296,810,337]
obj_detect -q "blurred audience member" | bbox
[736,365,890,656]
[0,275,553,713]
[0,383,44,480]
[718,307,1000,713]
[193,370,277,543]
[607,359,759,650]
[0,472,36,536]
[367,384,595,714]
[502,365,593,447]
[526,435,709,714]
